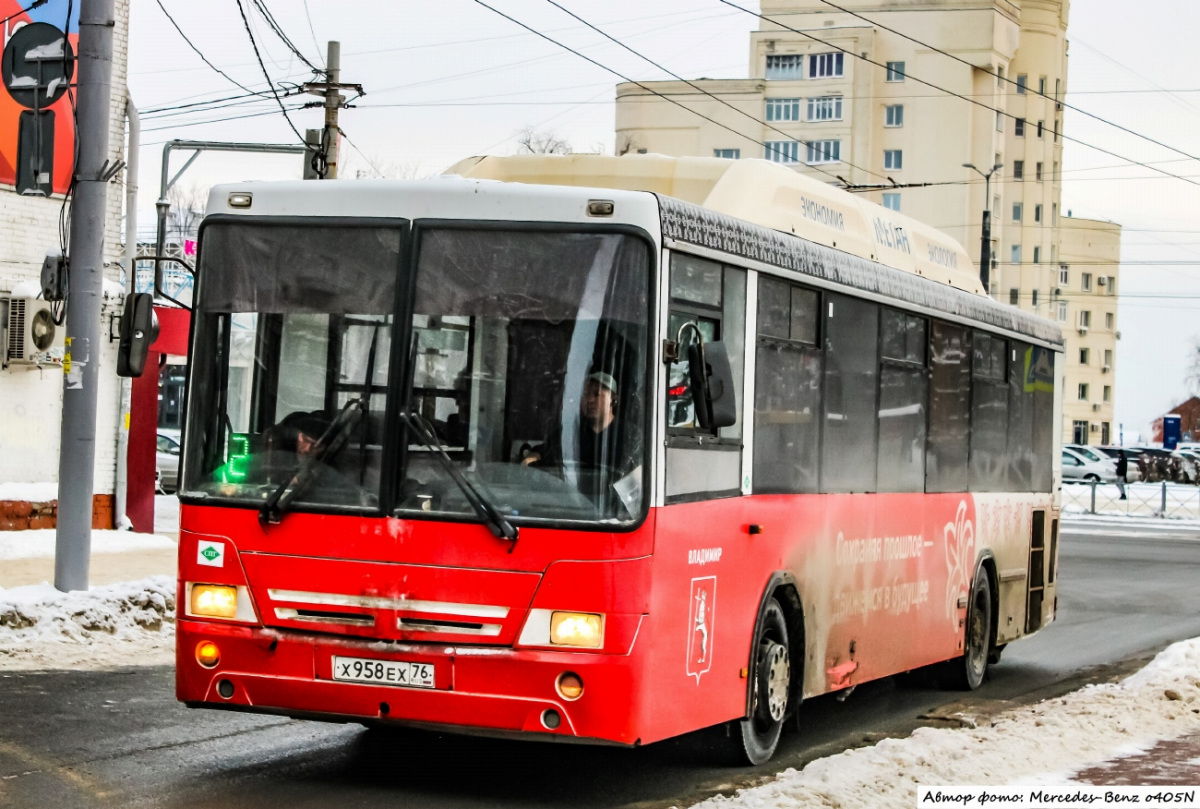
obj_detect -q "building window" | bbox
[1078,383,1089,401]
[806,139,840,164]
[766,98,802,122]
[1082,272,1092,291]
[1012,202,1023,222]
[1053,203,1058,224]
[1080,310,1092,328]
[997,65,1005,86]
[1037,120,1044,138]
[1035,204,1043,224]
[1032,289,1039,306]
[1059,266,1069,285]
[884,149,903,170]
[996,111,1003,131]
[764,140,800,163]
[809,52,844,79]
[1013,160,1024,180]
[1016,74,1027,94]
[1106,276,1116,295]
[1073,421,1088,444]
[1105,313,1114,329]
[1036,162,1044,181]
[1057,301,1068,321]
[806,96,843,121]
[882,192,900,211]
[1103,385,1111,402]
[1009,288,1019,306]
[1011,245,1021,265]
[1015,118,1025,137]
[713,148,741,159]
[886,61,905,82]
[1033,246,1041,264]
[766,54,803,80]
[1038,76,1047,95]
[1080,348,1090,365]
[885,104,903,127]
[1104,348,1113,365]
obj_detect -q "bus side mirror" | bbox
[687,340,737,430]
[116,293,159,378]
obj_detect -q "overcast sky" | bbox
[126,0,1200,439]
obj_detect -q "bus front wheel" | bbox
[725,597,790,765]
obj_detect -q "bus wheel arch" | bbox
[724,573,805,765]
[942,556,996,690]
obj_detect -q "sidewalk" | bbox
[1073,732,1200,785]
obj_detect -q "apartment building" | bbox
[615,0,1120,445]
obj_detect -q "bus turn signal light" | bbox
[191,584,238,619]
[549,612,603,648]
[556,672,584,700]
[196,641,220,668]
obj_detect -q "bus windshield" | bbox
[182,221,651,527]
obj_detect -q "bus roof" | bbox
[445,154,982,296]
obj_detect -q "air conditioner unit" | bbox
[2,297,64,368]
[1098,276,1107,286]
[1090,423,1099,432]
[1091,403,1102,412]
[1077,325,1088,334]
[1102,364,1111,373]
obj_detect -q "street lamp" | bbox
[963,162,1003,293]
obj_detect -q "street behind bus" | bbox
[1,518,1197,809]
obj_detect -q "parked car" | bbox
[1094,446,1144,483]
[1061,447,1117,483]
[1174,450,1200,484]
[1131,446,1180,483]
[156,429,181,493]
[1065,443,1117,469]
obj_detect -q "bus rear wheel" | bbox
[725,598,790,765]
[942,572,992,690]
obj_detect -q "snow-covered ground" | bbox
[0,528,176,561]
[692,639,1200,807]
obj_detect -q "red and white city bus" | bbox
[175,155,1063,764]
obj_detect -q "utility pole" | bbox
[302,41,363,180]
[963,162,1003,294]
[56,0,118,592]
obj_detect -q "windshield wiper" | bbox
[259,398,364,526]
[400,411,519,549]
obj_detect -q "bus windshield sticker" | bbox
[687,576,717,682]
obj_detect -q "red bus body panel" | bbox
[177,492,1055,746]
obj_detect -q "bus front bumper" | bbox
[176,619,641,745]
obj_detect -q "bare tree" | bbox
[615,133,643,156]
[1188,335,1200,394]
[516,126,573,155]
[165,183,209,244]
[342,150,431,180]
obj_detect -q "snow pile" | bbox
[692,639,1200,808]
[0,529,176,561]
[0,576,176,670]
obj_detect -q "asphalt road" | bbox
[3,518,1200,809]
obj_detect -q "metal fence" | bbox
[1061,481,1200,520]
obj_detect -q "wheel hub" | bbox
[761,641,790,723]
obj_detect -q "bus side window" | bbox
[927,322,971,493]
[665,252,746,501]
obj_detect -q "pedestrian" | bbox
[1115,452,1128,500]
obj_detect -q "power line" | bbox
[541,0,890,184]
[141,103,308,134]
[301,0,323,64]
[0,0,48,28]
[338,127,383,177]
[249,0,321,74]
[153,0,261,96]
[716,0,1200,191]
[233,0,306,145]
[470,0,855,187]
[808,0,1200,169]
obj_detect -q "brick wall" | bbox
[0,0,131,513]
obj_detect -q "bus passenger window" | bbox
[877,309,927,493]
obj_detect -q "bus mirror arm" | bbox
[677,322,737,431]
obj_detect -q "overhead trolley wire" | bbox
[808,0,1200,168]
[0,0,48,28]
[249,0,322,74]
[716,0,1200,190]
[540,0,892,185]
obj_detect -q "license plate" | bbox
[331,656,436,689]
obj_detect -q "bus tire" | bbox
[942,571,992,690]
[725,597,790,765]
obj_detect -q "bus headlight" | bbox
[190,584,238,619]
[549,611,604,648]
